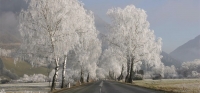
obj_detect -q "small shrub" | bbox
[133,74,143,80]
[152,74,162,80]
[1,79,10,84]
[18,74,47,83]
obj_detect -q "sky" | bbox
[0,0,199,53]
[81,0,200,53]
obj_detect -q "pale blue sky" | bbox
[81,0,200,53]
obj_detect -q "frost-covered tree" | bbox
[49,68,79,85]
[191,71,200,78]
[99,47,126,80]
[68,17,102,83]
[179,59,200,78]
[18,0,95,91]
[19,74,47,83]
[107,5,163,83]
[164,65,177,78]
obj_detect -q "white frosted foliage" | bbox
[0,48,12,57]
[19,0,83,66]
[106,5,164,76]
[18,0,101,90]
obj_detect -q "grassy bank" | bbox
[131,79,200,93]
[1,57,50,77]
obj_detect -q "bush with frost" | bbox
[19,74,47,83]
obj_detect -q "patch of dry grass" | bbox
[132,79,200,93]
[1,57,50,77]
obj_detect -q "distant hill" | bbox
[0,57,50,79]
[161,51,181,67]
[170,35,200,62]
[0,30,20,43]
[0,30,21,49]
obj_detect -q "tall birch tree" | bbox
[69,14,102,83]
[107,5,163,83]
[19,0,94,91]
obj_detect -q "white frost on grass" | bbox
[0,89,6,93]
[135,79,200,93]
[0,82,50,93]
[0,89,48,93]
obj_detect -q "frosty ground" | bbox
[0,82,50,93]
[132,79,200,93]
[1,79,200,93]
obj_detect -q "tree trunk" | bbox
[125,58,130,83]
[87,73,89,82]
[80,68,84,83]
[128,57,134,83]
[51,58,59,91]
[113,72,115,80]
[61,55,67,88]
[48,69,51,87]
[118,65,124,81]
[125,73,130,83]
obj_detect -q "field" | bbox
[1,57,50,77]
[1,79,200,93]
[132,79,200,93]
[0,82,50,93]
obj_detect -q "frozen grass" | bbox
[132,79,200,93]
[0,82,50,93]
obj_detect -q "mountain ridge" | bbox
[161,51,181,67]
[170,35,200,62]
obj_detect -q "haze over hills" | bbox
[161,51,181,67]
[0,11,21,49]
[0,30,21,49]
[94,14,110,51]
[170,35,200,62]
[94,14,109,34]
[0,30,20,44]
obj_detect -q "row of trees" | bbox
[160,59,200,79]
[178,59,200,78]
[18,0,163,91]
